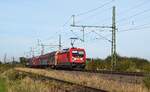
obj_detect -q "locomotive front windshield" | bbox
[72,50,84,57]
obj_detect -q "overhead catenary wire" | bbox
[119,22,150,29]
[117,0,150,17]
[93,0,150,27]
[70,30,83,41]
[24,0,115,58]
[118,18,150,28]
[106,1,150,26]
[76,7,112,24]
[92,30,112,43]
[110,0,150,26]
[117,8,150,23]
[35,16,73,50]
[118,22,150,32]
[76,0,114,17]
[67,0,115,44]
[37,15,73,44]
[119,26,150,32]
[62,16,73,27]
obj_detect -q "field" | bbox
[0,64,150,92]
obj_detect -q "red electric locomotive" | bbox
[27,47,86,69]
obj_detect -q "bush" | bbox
[85,58,107,70]
[0,64,16,73]
[1,69,27,81]
[86,55,150,72]
[0,61,2,64]
[143,76,150,90]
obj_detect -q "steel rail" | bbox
[82,70,149,77]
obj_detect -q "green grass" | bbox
[0,78,7,92]
[143,76,150,90]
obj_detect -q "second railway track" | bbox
[82,70,150,77]
[47,68,148,84]
[55,68,149,77]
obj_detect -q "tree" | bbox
[19,57,27,65]
[0,61,2,64]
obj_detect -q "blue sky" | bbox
[0,0,150,61]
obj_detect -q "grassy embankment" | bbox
[0,64,13,92]
[1,70,66,92]
[0,64,79,92]
[15,67,149,92]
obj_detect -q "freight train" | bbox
[26,47,86,69]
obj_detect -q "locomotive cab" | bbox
[70,48,86,68]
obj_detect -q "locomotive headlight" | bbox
[80,58,83,60]
[74,58,77,60]
[72,57,76,61]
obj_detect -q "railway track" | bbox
[55,68,150,77]
[49,68,149,84]
[83,70,150,77]
[16,70,108,92]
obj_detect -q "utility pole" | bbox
[30,47,34,57]
[12,56,15,62]
[71,6,117,70]
[41,44,44,55]
[59,35,62,51]
[38,39,45,55]
[111,6,117,70]
[82,27,85,42]
[4,53,7,64]
[12,56,15,64]
[24,51,30,58]
[72,15,75,26]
